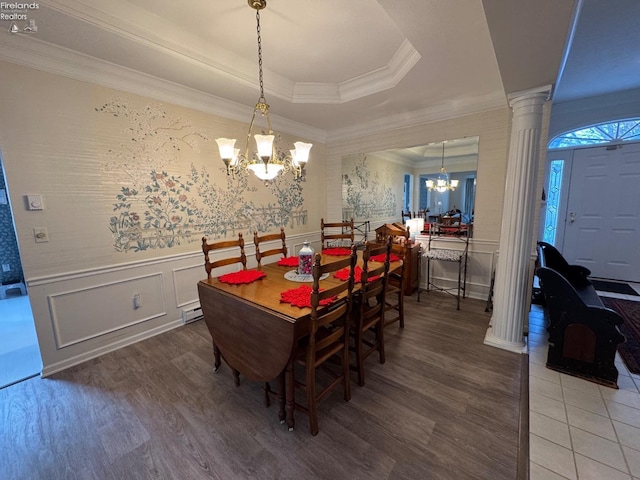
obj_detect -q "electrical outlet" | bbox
[1,264,10,272]
[34,227,49,243]
[133,293,142,309]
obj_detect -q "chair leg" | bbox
[306,356,319,436]
[213,341,221,372]
[277,372,286,424]
[342,334,351,402]
[233,369,240,386]
[398,294,405,328]
[263,382,271,407]
[285,361,295,432]
[355,327,365,387]
[377,319,386,364]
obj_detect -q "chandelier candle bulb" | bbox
[255,134,274,159]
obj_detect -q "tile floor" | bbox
[0,291,40,389]
[529,282,640,480]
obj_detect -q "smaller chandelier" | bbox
[216,0,312,183]
[426,142,459,193]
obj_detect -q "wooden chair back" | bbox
[414,209,428,220]
[254,227,287,267]
[202,233,247,280]
[310,247,357,342]
[401,210,412,222]
[320,218,354,248]
[358,238,392,322]
[384,242,407,328]
[292,245,357,435]
[351,237,392,386]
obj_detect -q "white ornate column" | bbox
[484,86,551,353]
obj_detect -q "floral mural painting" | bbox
[342,155,397,221]
[98,98,308,252]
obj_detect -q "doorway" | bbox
[543,141,640,283]
[562,142,640,282]
[0,155,41,389]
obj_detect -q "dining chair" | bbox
[384,242,406,329]
[254,227,287,267]
[320,218,354,248]
[401,210,412,223]
[202,233,247,280]
[351,237,392,387]
[201,233,246,384]
[287,246,357,435]
[414,209,428,221]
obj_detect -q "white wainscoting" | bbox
[49,272,166,349]
[172,263,204,309]
[415,235,498,302]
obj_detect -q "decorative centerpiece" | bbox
[298,241,314,275]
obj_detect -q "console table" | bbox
[417,226,469,309]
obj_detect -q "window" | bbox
[549,118,640,149]
[403,174,411,211]
[542,159,564,245]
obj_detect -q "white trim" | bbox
[484,327,527,353]
[41,318,183,378]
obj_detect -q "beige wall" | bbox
[0,61,326,374]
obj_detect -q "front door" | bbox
[562,142,640,282]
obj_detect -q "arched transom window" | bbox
[549,118,640,149]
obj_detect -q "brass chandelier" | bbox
[216,0,312,182]
[426,142,459,193]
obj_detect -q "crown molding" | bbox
[0,34,507,146]
[326,91,508,142]
[292,40,421,103]
[0,35,327,143]
[43,0,420,105]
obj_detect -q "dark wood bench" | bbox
[536,242,625,388]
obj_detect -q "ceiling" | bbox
[2,0,638,142]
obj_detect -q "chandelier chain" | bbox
[256,10,265,103]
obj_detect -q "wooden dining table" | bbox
[197,251,401,431]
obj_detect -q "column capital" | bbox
[508,84,553,109]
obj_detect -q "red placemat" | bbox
[370,253,402,263]
[276,256,299,267]
[322,248,353,256]
[280,285,336,308]
[218,269,266,284]
[333,265,380,283]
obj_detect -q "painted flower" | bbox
[131,212,140,221]
[155,173,165,180]
[179,195,187,202]
[152,196,162,204]
[165,180,175,188]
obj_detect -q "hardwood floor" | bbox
[0,294,523,480]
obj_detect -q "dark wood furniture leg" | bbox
[285,360,295,431]
[213,341,221,372]
[277,372,286,424]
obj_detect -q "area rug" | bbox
[601,297,640,374]
[591,279,639,296]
